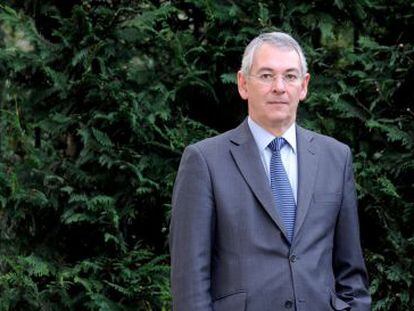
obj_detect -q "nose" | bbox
[271,76,286,94]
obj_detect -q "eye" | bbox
[259,73,274,82]
[284,73,298,82]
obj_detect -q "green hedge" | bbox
[0,0,413,310]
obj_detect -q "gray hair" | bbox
[240,32,308,75]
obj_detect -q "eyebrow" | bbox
[256,67,301,73]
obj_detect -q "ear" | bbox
[237,71,249,100]
[299,73,310,101]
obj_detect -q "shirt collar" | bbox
[247,116,297,153]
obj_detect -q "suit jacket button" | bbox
[284,300,293,308]
[289,255,297,262]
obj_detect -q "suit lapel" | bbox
[293,125,319,243]
[229,120,289,241]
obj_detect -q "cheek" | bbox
[249,89,266,103]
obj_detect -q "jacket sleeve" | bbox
[169,144,215,311]
[333,146,372,310]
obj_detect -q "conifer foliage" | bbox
[0,0,413,310]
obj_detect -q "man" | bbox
[169,32,371,311]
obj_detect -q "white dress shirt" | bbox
[247,116,298,203]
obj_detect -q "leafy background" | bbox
[0,0,413,310]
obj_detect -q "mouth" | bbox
[267,101,288,105]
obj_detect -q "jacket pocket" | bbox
[213,291,246,311]
[330,291,351,310]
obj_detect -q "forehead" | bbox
[251,43,301,72]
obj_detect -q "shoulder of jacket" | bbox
[298,125,351,153]
[188,127,236,152]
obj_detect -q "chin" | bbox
[268,113,291,123]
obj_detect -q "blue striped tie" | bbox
[269,137,296,242]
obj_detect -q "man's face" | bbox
[237,43,310,132]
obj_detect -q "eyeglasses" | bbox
[248,72,302,85]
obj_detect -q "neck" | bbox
[268,126,289,137]
[249,117,295,137]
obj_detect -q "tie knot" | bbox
[268,137,286,152]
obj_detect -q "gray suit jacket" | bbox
[169,119,371,311]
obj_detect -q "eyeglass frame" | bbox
[247,70,304,86]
